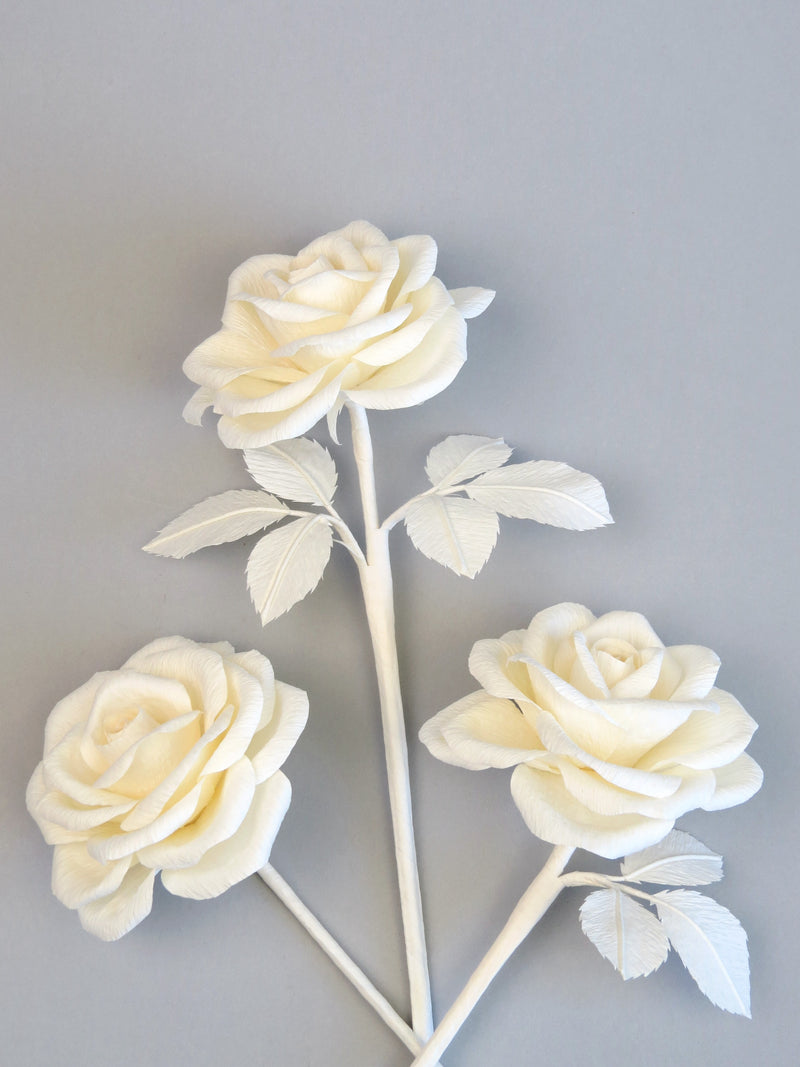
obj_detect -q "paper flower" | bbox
[420,603,762,858]
[26,636,308,939]
[182,220,494,448]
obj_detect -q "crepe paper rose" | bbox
[182,219,495,448]
[26,636,308,940]
[420,603,762,859]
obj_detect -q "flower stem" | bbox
[409,846,575,1067]
[257,865,429,1057]
[346,402,434,1041]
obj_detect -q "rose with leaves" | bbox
[183,220,494,448]
[421,603,762,858]
[27,636,308,939]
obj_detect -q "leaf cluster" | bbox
[577,830,751,1016]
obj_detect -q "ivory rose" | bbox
[26,636,308,940]
[183,220,494,448]
[420,603,762,858]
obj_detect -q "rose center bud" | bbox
[591,638,641,688]
[102,707,139,741]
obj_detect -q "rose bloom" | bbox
[420,604,762,858]
[183,220,494,448]
[26,636,308,939]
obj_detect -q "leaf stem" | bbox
[257,865,431,1058]
[346,401,434,1041]
[410,846,574,1067]
[381,485,465,533]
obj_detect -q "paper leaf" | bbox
[143,490,289,559]
[580,889,670,980]
[425,435,513,489]
[244,438,337,505]
[655,890,750,1016]
[466,460,612,530]
[620,830,723,887]
[246,516,333,625]
[405,496,499,578]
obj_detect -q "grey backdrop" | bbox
[2,3,797,1065]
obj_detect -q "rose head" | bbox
[420,603,762,858]
[183,220,494,448]
[26,636,308,939]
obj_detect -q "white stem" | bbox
[258,865,432,1058]
[347,402,434,1041]
[410,846,574,1067]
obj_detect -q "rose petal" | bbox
[448,287,496,319]
[608,646,664,699]
[510,764,674,859]
[89,781,205,863]
[214,364,332,417]
[182,386,213,426]
[523,603,597,669]
[93,711,203,796]
[77,865,157,941]
[161,771,291,899]
[354,278,452,368]
[217,370,347,448]
[43,672,110,754]
[225,254,294,303]
[568,632,610,700]
[386,234,438,307]
[137,757,256,869]
[554,757,716,818]
[659,645,721,701]
[534,709,682,799]
[123,640,229,724]
[420,691,540,770]
[346,307,467,409]
[26,763,97,844]
[42,726,137,808]
[118,704,234,832]
[639,688,757,772]
[468,632,529,700]
[582,610,665,652]
[52,844,133,909]
[248,681,309,783]
[200,659,265,776]
[703,753,763,811]
[348,242,400,324]
[515,657,623,761]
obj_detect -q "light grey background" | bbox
[2,3,797,1064]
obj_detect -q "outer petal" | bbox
[136,757,256,869]
[510,764,674,859]
[248,681,309,783]
[161,771,291,899]
[703,753,763,811]
[468,632,529,700]
[638,688,757,772]
[661,645,721,701]
[554,757,716,818]
[52,844,133,909]
[534,709,681,799]
[448,286,495,319]
[345,307,466,409]
[523,603,596,669]
[419,691,540,770]
[217,370,346,448]
[77,865,157,941]
[43,672,110,754]
[88,781,205,863]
